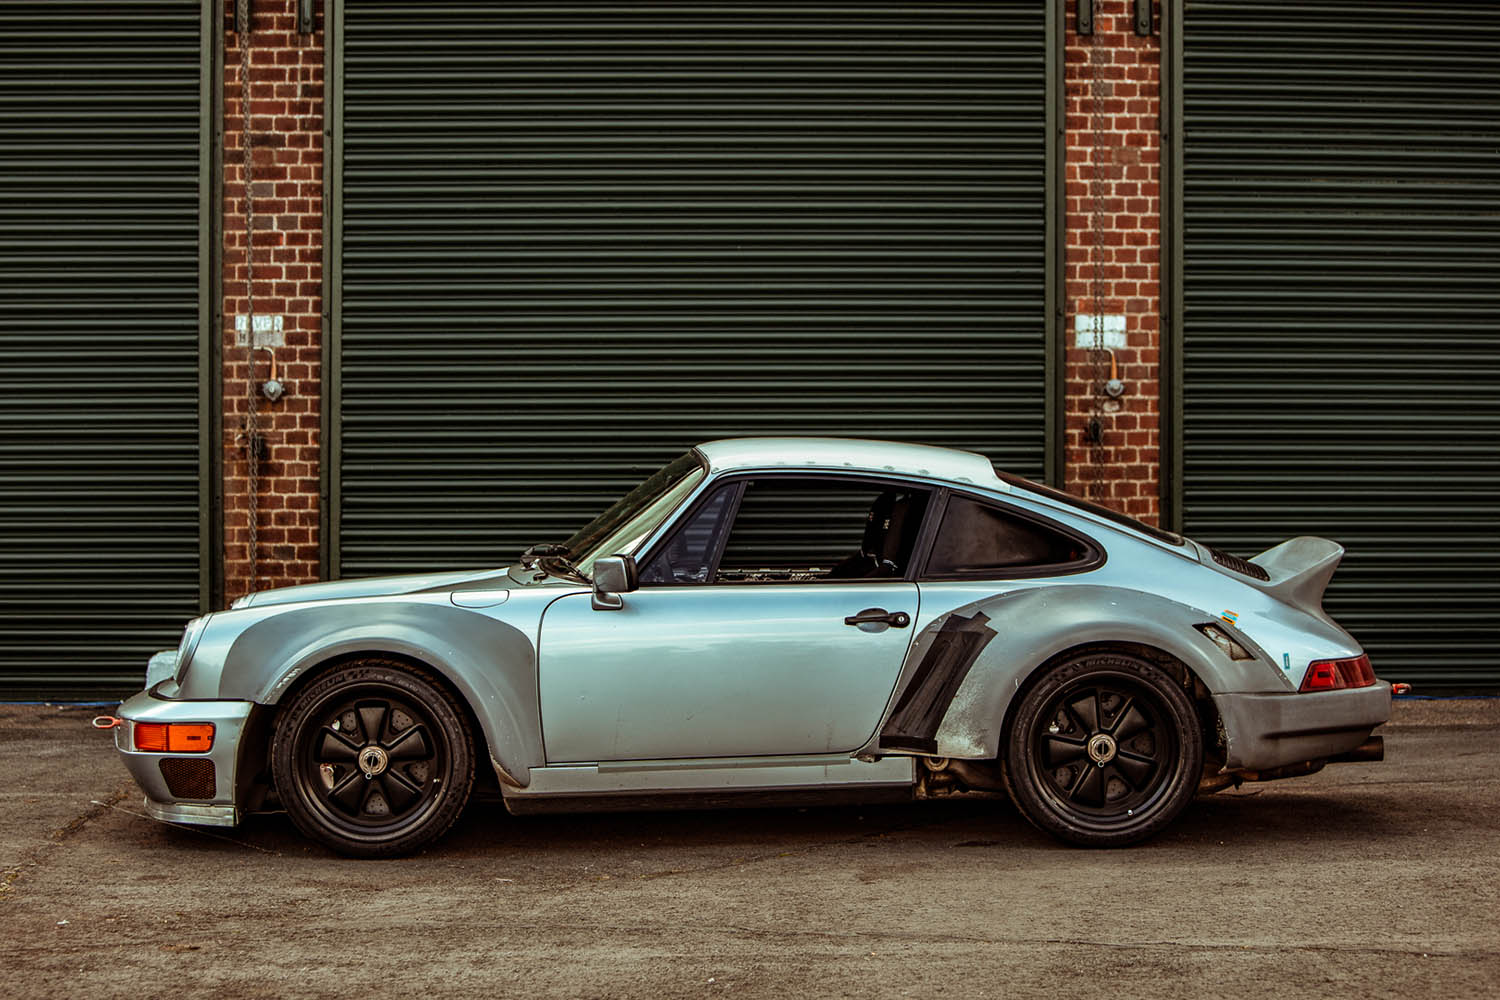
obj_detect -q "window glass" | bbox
[567,453,706,574]
[714,479,929,584]
[638,485,736,585]
[926,496,1090,576]
[993,468,1184,546]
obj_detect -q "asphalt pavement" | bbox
[2,698,1497,999]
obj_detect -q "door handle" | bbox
[844,608,911,629]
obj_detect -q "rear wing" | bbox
[1250,536,1344,614]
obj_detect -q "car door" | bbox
[537,475,932,763]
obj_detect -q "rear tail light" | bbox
[1300,653,1375,692]
[133,722,215,753]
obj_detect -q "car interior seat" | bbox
[829,491,921,578]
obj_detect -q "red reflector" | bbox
[1300,654,1375,693]
[1344,654,1376,687]
[133,722,214,753]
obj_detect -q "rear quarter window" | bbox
[924,495,1101,578]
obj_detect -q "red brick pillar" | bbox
[222,1,325,602]
[1063,0,1163,524]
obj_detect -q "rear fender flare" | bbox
[876,585,1288,761]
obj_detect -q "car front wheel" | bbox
[1004,652,1202,847]
[272,660,475,858]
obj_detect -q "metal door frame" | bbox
[204,0,224,610]
[1160,0,1185,533]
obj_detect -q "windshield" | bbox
[564,452,707,574]
[995,468,1186,547]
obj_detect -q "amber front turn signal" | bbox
[133,722,215,753]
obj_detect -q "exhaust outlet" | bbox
[1329,735,1384,764]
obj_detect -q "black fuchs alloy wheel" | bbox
[272,661,475,858]
[1004,652,1202,847]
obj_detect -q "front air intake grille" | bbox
[159,758,216,800]
[1207,547,1271,582]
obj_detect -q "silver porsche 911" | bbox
[110,438,1391,856]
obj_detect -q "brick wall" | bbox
[1062,0,1162,524]
[222,0,324,602]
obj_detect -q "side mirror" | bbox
[591,554,638,611]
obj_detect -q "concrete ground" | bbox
[2,700,1498,1000]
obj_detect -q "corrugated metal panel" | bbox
[0,2,203,696]
[1180,1,1500,687]
[336,1,1048,576]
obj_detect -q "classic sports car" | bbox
[110,439,1390,856]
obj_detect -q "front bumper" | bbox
[114,689,253,827]
[1214,680,1391,771]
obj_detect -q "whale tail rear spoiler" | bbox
[1250,536,1344,614]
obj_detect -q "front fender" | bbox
[881,584,1291,761]
[205,602,543,787]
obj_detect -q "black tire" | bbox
[272,660,475,858]
[1003,652,1202,847]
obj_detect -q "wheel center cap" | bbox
[358,745,389,778]
[1087,734,1117,765]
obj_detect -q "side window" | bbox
[638,485,736,585]
[714,479,929,583]
[925,496,1093,577]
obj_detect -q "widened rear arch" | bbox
[903,584,1264,764]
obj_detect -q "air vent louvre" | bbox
[1208,547,1271,582]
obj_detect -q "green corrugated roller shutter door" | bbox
[0,3,204,697]
[336,2,1049,576]
[1180,1,1500,688]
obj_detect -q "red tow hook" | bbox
[1391,683,1413,696]
[91,715,124,730]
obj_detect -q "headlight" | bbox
[174,615,212,682]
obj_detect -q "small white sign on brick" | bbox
[234,314,285,348]
[1072,313,1127,349]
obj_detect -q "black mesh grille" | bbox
[1207,547,1271,582]
[159,758,216,800]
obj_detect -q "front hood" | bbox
[234,568,508,608]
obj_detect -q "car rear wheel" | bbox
[272,660,475,858]
[1004,652,1202,847]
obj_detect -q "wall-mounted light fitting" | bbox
[252,346,285,403]
[1077,0,1094,36]
[299,0,315,35]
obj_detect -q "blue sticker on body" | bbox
[1220,610,1238,625]
[1283,652,1292,671]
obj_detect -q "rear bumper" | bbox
[1214,680,1391,771]
[114,689,252,827]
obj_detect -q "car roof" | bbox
[694,437,1007,489]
